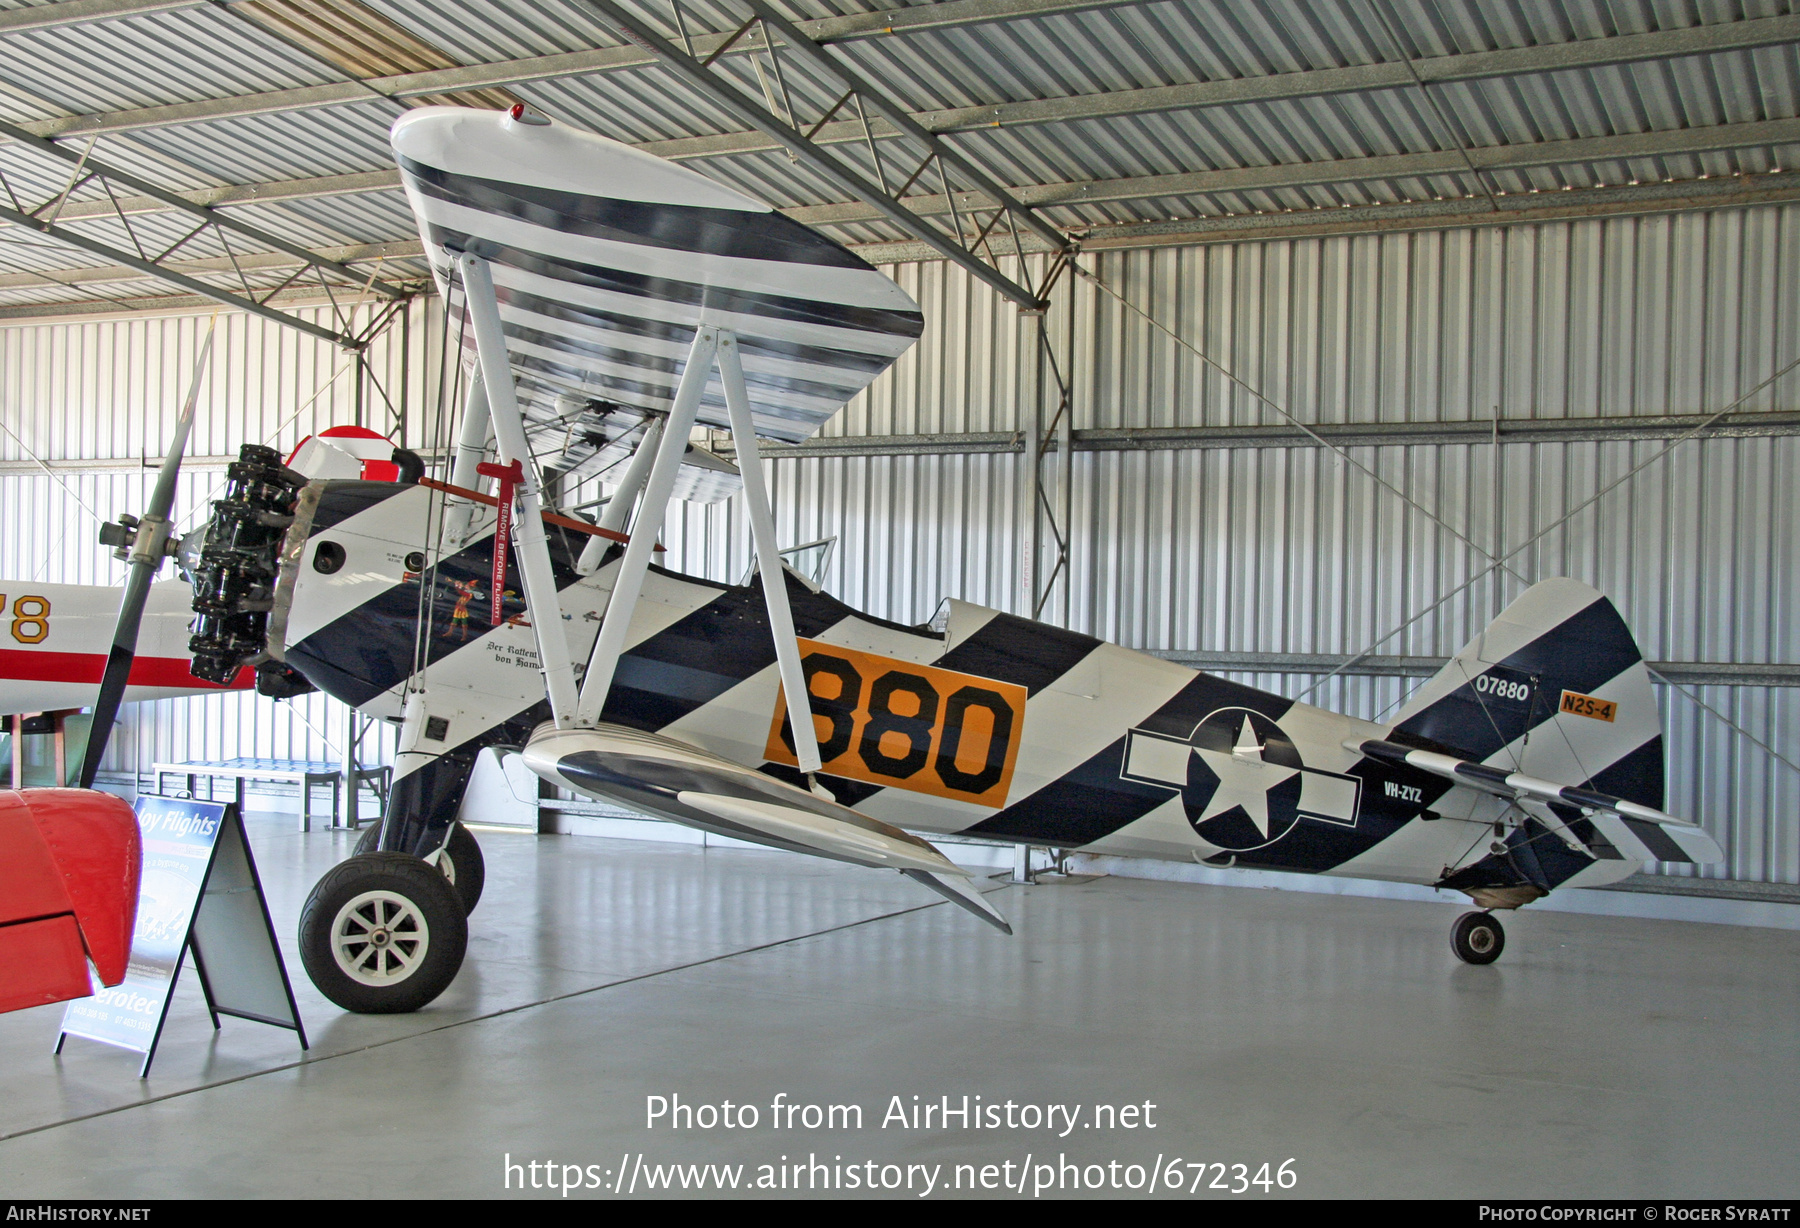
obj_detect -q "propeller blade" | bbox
[78,324,217,787]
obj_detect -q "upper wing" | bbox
[391,106,925,491]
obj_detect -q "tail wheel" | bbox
[354,820,484,916]
[1450,910,1505,965]
[300,852,466,1013]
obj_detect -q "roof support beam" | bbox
[0,285,359,321]
[5,0,1142,141]
[0,195,364,345]
[741,0,1066,254]
[9,171,1800,314]
[784,117,1800,228]
[848,174,1800,262]
[41,168,403,225]
[39,113,1797,234]
[0,0,202,34]
[574,0,1050,310]
[0,238,417,292]
[0,116,408,301]
[635,16,1800,164]
[8,10,1797,145]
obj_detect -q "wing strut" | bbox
[454,252,825,772]
[442,367,490,548]
[458,253,580,726]
[717,333,823,775]
[576,415,662,574]
[571,325,716,726]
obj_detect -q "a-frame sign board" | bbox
[56,796,307,1077]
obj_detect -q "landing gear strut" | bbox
[356,820,485,915]
[1450,910,1505,964]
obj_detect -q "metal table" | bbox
[153,758,390,831]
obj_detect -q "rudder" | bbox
[1388,579,1664,811]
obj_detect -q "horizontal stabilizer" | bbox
[1348,737,1723,864]
[901,869,1012,934]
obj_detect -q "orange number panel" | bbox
[764,639,1028,809]
[1559,690,1619,722]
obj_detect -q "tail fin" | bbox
[1389,579,1664,810]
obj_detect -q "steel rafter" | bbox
[5,0,1140,142]
[5,174,1797,323]
[0,0,201,33]
[575,0,1060,311]
[740,0,1065,256]
[30,108,1800,242]
[0,117,406,299]
[0,117,410,346]
[0,195,392,346]
[7,8,1797,146]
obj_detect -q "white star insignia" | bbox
[1190,715,1299,838]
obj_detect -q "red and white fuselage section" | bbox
[0,580,249,716]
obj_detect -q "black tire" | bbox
[1450,910,1505,965]
[438,823,484,916]
[299,852,467,1014]
[354,821,484,916]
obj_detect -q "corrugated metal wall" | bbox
[3,207,1794,883]
[0,299,440,784]
[666,209,1800,886]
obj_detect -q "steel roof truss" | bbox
[743,0,1068,256]
[9,9,1795,148]
[0,116,407,304]
[575,0,1054,311]
[0,185,354,345]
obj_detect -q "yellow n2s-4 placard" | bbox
[764,639,1028,809]
[1559,689,1618,722]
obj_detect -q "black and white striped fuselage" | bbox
[271,480,1687,898]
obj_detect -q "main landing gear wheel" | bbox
[1450,911,1505,965]
[355,820,485,916]
[299,852,467,1013]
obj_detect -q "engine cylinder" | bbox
[186,445,304,684]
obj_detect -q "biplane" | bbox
[8,106,1722,1015]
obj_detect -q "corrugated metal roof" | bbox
[0,4,338,114]
[1,0,1798,314]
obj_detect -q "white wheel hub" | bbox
[332,889,431,986]
[1468,925,1496,954]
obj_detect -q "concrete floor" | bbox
[0,812,1795,1200]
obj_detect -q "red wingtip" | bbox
[509,102,525,120]
[20,789,140,986]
